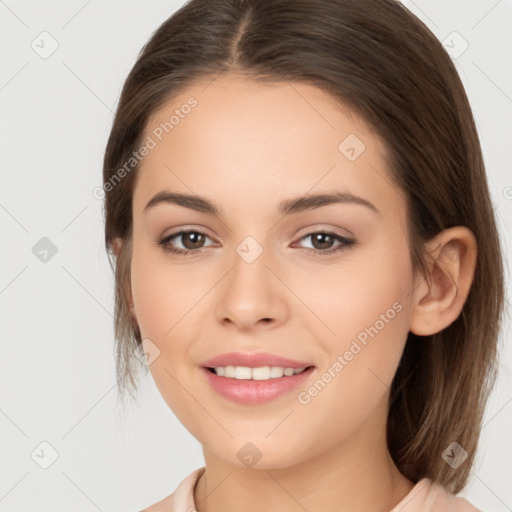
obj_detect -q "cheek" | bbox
[130,240,204,340]
[310,238,413,397]
[130,240,212,395]
[307,238,413,350]
[330,265,410,353]
[290,282,412,452]
[130,242,203,425]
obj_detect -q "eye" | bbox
[293,231,357,256]
[158,230,215,256]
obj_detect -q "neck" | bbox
[193,409,414,512]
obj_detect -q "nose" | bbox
[214,242,289,332]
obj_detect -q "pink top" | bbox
[141,467,481,511]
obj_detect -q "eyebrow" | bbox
[143,190,379,216]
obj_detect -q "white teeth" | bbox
[213,365,308,380]
[234,366,252,379]
[252,366,271,380]
[269,366,283,378]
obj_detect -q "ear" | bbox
[409,226,477,336]
[111,237,137,319]
[111,237,123,258]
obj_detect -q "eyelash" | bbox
[157,230,357,257]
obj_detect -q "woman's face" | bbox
[129,74,417,468]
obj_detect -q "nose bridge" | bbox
[228,234,274,298]
[215,233,287,328]
[235,234,267,267]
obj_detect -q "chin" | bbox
[204,436,312,471]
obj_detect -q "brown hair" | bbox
[102,0,505,493]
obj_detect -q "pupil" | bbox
[185,232,203,249]
[314,233,332,249]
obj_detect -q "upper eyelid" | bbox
[162,222,353,238]
[163,228,216,242]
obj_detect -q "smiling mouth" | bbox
[206,365,315,380]
[202,364,316,405]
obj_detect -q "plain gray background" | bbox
[1,0,511,510]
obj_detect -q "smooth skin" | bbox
[112,74,477,512]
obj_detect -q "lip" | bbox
[200,351,313,369]
[201,365,315,405]
[200,351,316,405]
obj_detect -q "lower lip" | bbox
[201,366,315,405]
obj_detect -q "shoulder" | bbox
[140,494,174,512]
[392,478,481,512]
[140,467,205,512]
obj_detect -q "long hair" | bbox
[102,0,505,493]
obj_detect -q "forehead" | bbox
[133,74,405,223]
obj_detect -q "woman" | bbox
[102,0,505,510]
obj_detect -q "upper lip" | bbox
[201,352,314,369]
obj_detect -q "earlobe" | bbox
[111,237,138,321]
[409,227,477,336]
[111,237,123,258]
